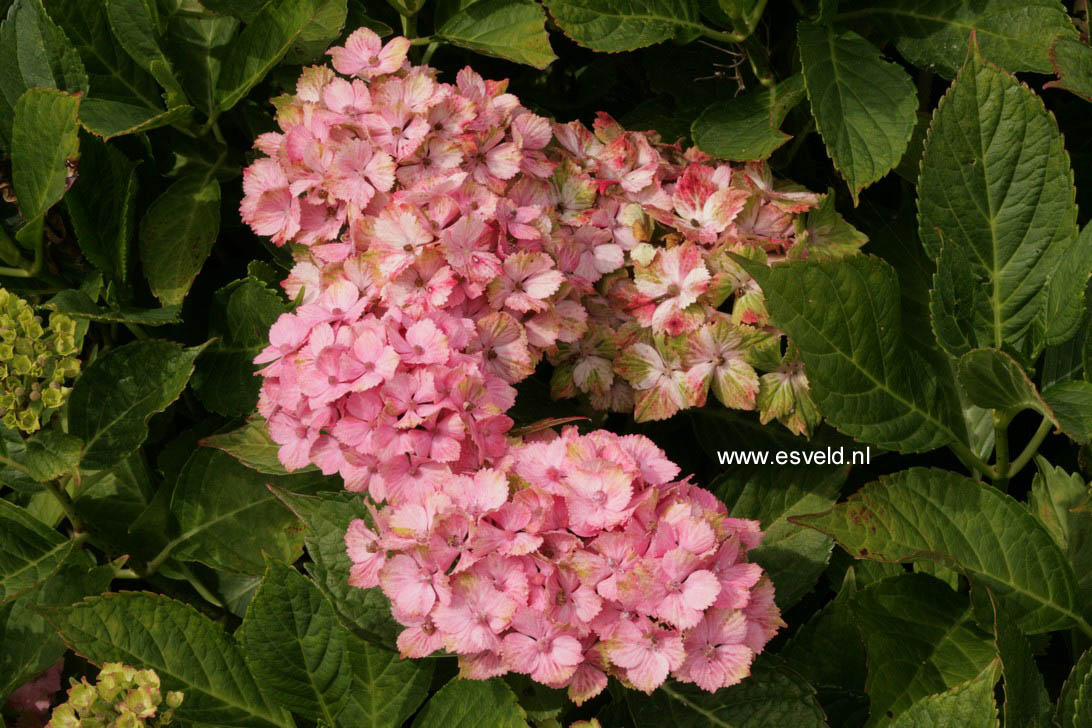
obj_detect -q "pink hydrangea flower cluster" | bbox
[344,425,782,700]
[240,27,826,697]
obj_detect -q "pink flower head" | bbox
[328,28,411,78]
[502,609,583,684]
[608,618,685,693]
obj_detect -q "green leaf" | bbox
[216,0,328,112]
[283,0,347,65]
[43,0,163,110]
[740,255,964,452]
[71,453,155,556]
[63,137,138,284]
[618,657,828,728]
[0,498,74,603]
[165,13,239,117]
[1045,35,1092,103]
[200,417,313,475]
[544,0,705,53]
[1041,380,1092,444]
[1057,647,1092,728]
[0,558,110,698]
[413,678,527,728]
[982,589,1052,728]
[138,174,221,306]
[0,0,87,147]
[23,429,82,483]
[168,448,334,575]
[797,21,917,203]
[850,573,997,725]
[80,98,192,139]
[41,591,293,727]
[918,43,1078,357]
[691,75,805,161]
[192,277,286,416]
[239,561,353,723]
[1036,222,1092,349]
[837,0,1078,79]
[200,0,265,21]
[44,289,182,326]
[791,190,869,262]
[792,467,1085,634]
[437,0,555,69]
[11,87,80,220]
[105,0,187,103]
[1028,457,1092,607]
[712,464,846,610]
[332,632,435,728]
[782,575,867,706]
[955,348,1056,424]
[68,339,203,470]
[272,489,402,650]
[888,661,1000,728]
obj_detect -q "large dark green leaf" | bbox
[794,467,1086,634]
[983,589,1052,728]
[1057,647,1092,728]
[837,0,1078,78]
[41,592,293,727]
[850,573,996,725]
[165,12,239,118]
[68,339,204,470]
[200,417,312,475]
[437,0,556,69]
[64,137,138,284]
[0,559,110,700]
[691,75,805,161]
[0,498,73,603]
[955,348,1056,424]
[44,289,181,326]
[1028,457,1092,607]
[168,448,334,575]
[42,0,161,109]
[798,21,917,203]
[0,0,87,147]
[240,561,354,723]
[544,0,704,53]
[138,174,221,306]
[712,464,845,610]
[919,43,1079,357]
[1045,35,1092,103]
[192,277,286,416]
[80,98,191,139]
[11,87,80,220]
[216,0,327,112]
[888,662,1000,728]
[272,489,402,650]
[741,255,965,453]
[413,678,527,728]
[105,0,186,104]
[618,657,828,728]
[1042,380,1092,444]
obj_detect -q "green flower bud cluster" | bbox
[0,288,80,433]
[46,663,183,728]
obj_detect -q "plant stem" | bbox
[992,412,1011,488]
[1006,416,1053,481]
[175,562,224,608]
[947,438,997,480]
[702,27,746,44]
[0,452,30,475]
[401,13,417,39]
[44,477,84,532]
[742,34,775,87]
[421,41,439,65]
[143,535,185,576]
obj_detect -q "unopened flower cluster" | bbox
[237,28,848,695]
[47,663,183,728]
[0,288,79,433]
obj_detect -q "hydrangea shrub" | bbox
[1,1,1091,727]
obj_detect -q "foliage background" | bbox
[1,0,1092,726]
